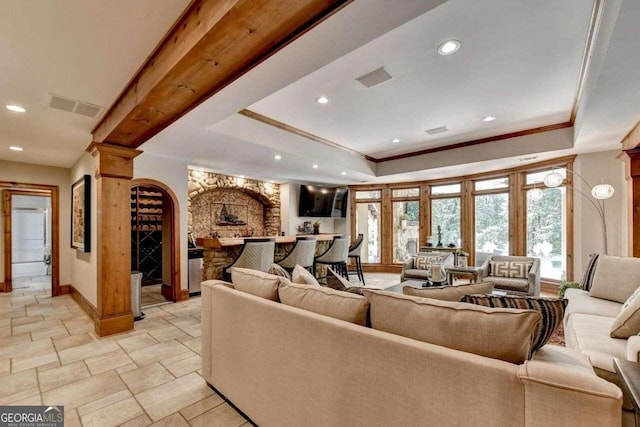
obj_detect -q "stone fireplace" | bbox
[188,169,281,238]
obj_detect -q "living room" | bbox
[1,0,640,425]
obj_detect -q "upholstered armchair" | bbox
[478,255,541,296]
[400,252,454,282]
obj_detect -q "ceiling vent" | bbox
[356,67,393,88]
[425,126,449,135]
[48,94,104,118]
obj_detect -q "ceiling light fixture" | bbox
[482,116,497,122]
[274,154,282,160]
[341,171,346,176]
[437,40,461,56]
[9,146,23,151]
[6,105,26,113]
[312,164,319,169]
[392,138,400,143]
[315,96,329,104]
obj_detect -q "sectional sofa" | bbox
[202,275,621,426]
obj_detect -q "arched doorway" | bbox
[130,179,182,305]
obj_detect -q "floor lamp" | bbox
[542,169,614,254]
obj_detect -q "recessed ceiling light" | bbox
[341,171,346,176]
[312,164,319,169]
[274,154,282,160]
[437,40,461,55]
[239,175,245,178]
[315,96,329,104]
[392,138,400,143]
[482,115,497,122]
[6,105,26,113]
[9,146,23,151]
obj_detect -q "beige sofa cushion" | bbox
[610,286,640,338]
[231,268,282,301]
[565,312,627,373]
[291,264,320,286]
[279,282,369,326]
[403,282,494,301]
[363,289,540,364]
[563,288,621,328]
[589,255,640,303]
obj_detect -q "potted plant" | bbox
[43,249,52,276]
[312,221,320,235]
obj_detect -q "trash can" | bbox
[131,271,144,321]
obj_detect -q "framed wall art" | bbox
[71,175,91,252]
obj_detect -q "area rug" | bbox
[547,323,565,346]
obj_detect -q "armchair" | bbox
[479,255,540,296]
[400,252,454,282]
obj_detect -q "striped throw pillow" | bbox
[490,260,533,279]
[580,253,599,291]
[268,263,292,281]
[460,294,567,355]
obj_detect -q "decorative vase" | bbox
[313,226,320,235]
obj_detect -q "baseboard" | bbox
[59,284,71,295]
[179,289,190,301]
[69,285,98,324]
[95,313,134,337]
[0,282,5,293]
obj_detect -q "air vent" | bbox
[356,67,393,88]
[48,94,104,119]
[520,156,538,162]
[425,126,449,135]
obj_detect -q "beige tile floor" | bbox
[141,284,169,308]
[0,272,400,426]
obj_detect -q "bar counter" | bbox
[195,234,340,281]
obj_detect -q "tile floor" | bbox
[0,272,400,426]
[141,284,169,308]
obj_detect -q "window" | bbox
[475,177,509,191]
[527,168,566,185]
[355,190,381,199]
[475,193,509,266]
[392,188,420,198]
[392,200,419,262]
[431,183,461,195]
[355,202,381,263]
[430,198,461,247]
[526,170,567,280]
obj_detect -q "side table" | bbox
[445,266,482,286]
[614,358,640,424]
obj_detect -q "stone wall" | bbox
[188,169,281,238]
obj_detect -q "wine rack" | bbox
[131,186,163,285]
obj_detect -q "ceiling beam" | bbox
[622,119,640,150]
[91,0,353,147]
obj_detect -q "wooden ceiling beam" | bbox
[91,0,352,147]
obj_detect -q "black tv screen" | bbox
[298,185,348,217]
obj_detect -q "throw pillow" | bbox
[610,286,640,338]
[589,255,640,304]
[460,294,567,355]
[230,267,283,301]
[291,264,320,286]
[324,267,366,295]
[279,282,369,326]
[580,253,600,291]
[363,289,540,364]
[490,260,533,279]
[268,263,292,281]
[413,254,447,273]
[403,281,495,301]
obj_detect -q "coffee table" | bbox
[385,279,447,294]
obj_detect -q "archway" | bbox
[130,179,182,304]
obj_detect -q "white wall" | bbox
[0,160,72,286]
[281,183,336,235]
[69,154,98,306]
[573,150,627,278]
[134,153,189,291]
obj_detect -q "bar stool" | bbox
[223,238,275,281]
[313,236,349,279]
[276,236,317,272]
[348,233,365,285]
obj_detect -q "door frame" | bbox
[130,179,183,302]
[2,186,60,295]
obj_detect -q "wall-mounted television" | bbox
[298,185,349,218]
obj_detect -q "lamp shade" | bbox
[543,171,564,188]
[529,188,543,201]
[591,183,614,200]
